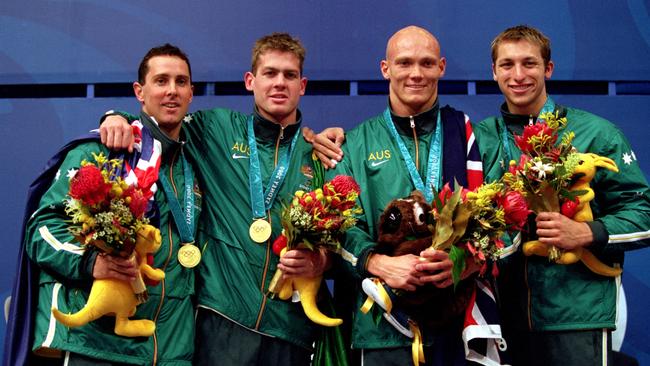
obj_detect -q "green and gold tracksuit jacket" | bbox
[27,116,200,365]
[327,103,482,349]
[181,108,322,349]
[474,102,650,332]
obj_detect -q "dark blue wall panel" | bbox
[2,0,650,82]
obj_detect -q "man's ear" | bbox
[380,60,390,80]
[492,63,497,82]
[244,71,255,92]
[133,82,145,103]
[544,60,554,79]
[299,77,307,96]
[438,56,447,77]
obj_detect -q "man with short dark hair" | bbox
[4,43,199,366]
[100,33,333,366]
[474,25,650,365]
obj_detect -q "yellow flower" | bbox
[495,208,505,223]
[91,152,108,165]
[110,185,123,198]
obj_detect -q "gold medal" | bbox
[249,219,272,243]
[178,244,201,268]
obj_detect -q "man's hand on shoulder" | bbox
[100,115,134,153]
[303,127,345,169]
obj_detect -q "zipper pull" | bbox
[528,116,534,126]
[279,126,285,140]
[409,116,415,129]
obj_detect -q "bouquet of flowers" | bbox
[430,180,530,286]
[503,112,582,215]
[65,152,159,298]
[357,183,526,366]
[504,112,621,276]
[268,174,362,327]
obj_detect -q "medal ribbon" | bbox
[383,108,442,202]
[359,278,393,314]
[410,321,425,366]
[500,96,556,166]
[158,150,195,244]
[247,115,300,220]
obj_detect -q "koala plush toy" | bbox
[362,191,473,337]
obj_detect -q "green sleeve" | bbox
[99,110,138,125]
[590,128,650,253]
[326,143,377,280]
[25,142,109,280]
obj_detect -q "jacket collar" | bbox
[389,99,440,136]
[499,102,567,136]
[252,107,302,145]
[139,111,184,162]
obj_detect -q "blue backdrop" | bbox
[1,0,649,363]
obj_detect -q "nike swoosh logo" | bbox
[232,153,249,159]
[370,160,389,168]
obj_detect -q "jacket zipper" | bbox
[151,148,180,365]
[410,116,419,169]
[254,126,284,330]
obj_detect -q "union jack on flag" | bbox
[463,278,510,366]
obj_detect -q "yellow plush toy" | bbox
[523,153,621,277]
[51,224,165,337]
[273,248,342,327]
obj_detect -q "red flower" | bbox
[272,234,288,256]
[494,238,505,249]
[509,154,530,175]
[316,214,343,231]
[514,122,557,154]
[438,183,453,203]
[329,195,356,211]
[465,241,476,256]
[124,186,149,218]
[112,218,128,235]
[561,197,580,218]
[491,262,499,277]
[480,262,488,276]
[299,191,325,215]
[69,165,112,206]
[544,147,562,163]
[500,190,531,230]
[327,175,360,196]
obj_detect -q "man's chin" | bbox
[157,116,182,125]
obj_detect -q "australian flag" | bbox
[463,279,510,366]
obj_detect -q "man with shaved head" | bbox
[324,25,484,365]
